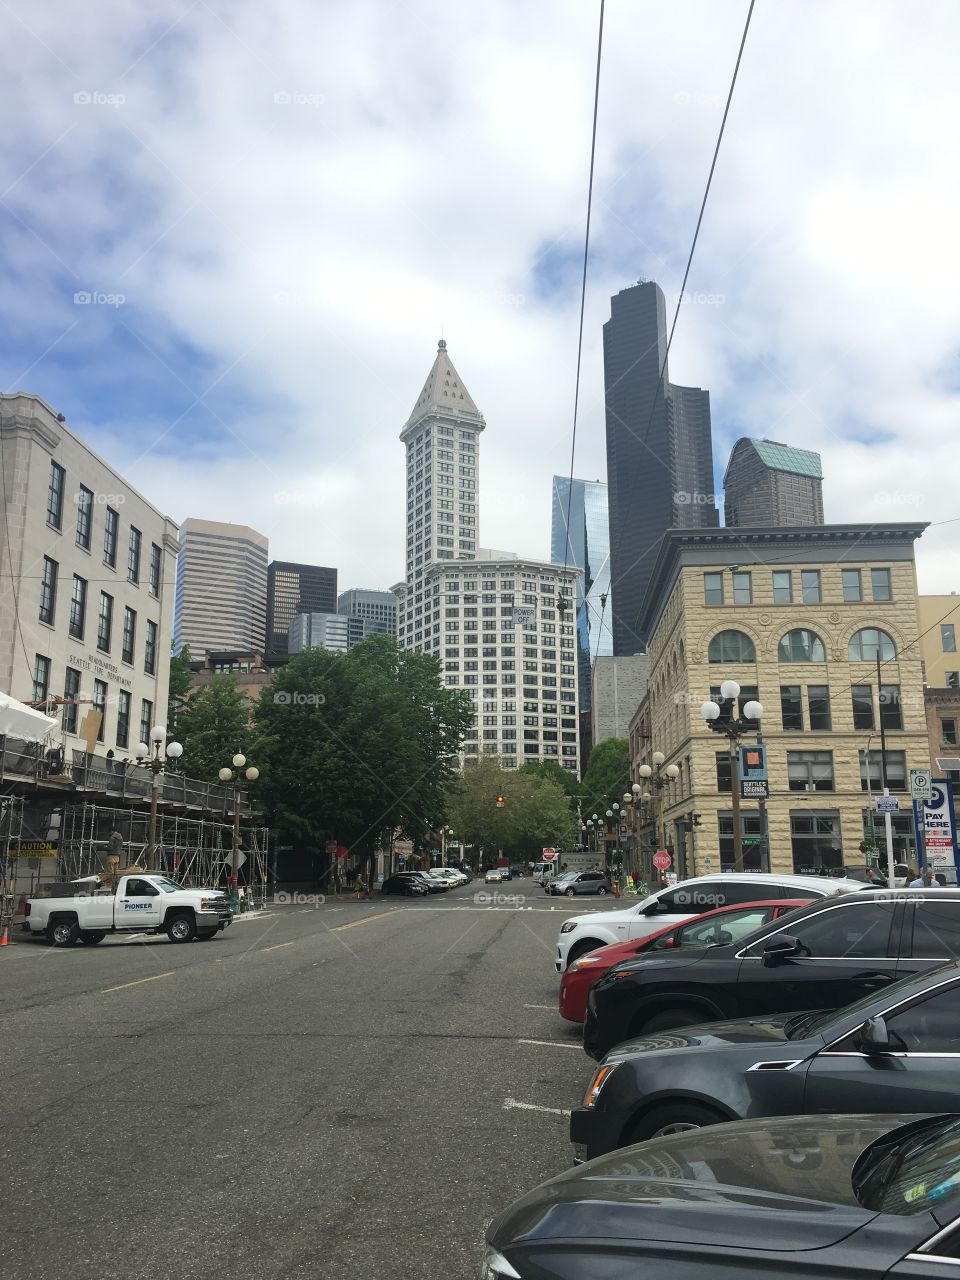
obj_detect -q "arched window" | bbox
[848,628,896,662]
[708,630,756,663]
[778,629,826,662]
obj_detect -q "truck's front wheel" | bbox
[47,919,79,947]
[166,914,196,943]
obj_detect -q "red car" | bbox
[558,898,812,1024]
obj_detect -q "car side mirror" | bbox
[761,934,799,966]
[642,900,662,915]
[855,1015,894,1055]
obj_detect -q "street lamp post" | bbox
[700,680,763,873]
[637,751,681,874]
[134,726,183,867]
[218,752,260,911]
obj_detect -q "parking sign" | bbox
[911,769,933,802]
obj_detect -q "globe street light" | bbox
[636,754,681,877]
[699,679,765,873]
[220,753,260,909]
[134,726,183,867]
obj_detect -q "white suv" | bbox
[554,872,868,971]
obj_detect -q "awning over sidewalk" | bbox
[0,691,57,742]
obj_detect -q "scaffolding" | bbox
[0,797,25,939]
[57,803,270,910]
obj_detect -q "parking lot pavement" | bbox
[1,886,588,1280]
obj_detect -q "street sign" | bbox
[10,842,57,857]
[916,779,959,870]
[739,743,768,782]
[740,779,769,799]
[542,848,558,861]
[325,840,337,854]
[876,796,900,814]
[911,769,934,802]
[652,850,671,870]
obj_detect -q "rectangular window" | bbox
[780,685,804,731]
[787,750,835,791]
[790,811,843,876]
[103,506,119,567]
[32,654,50,703]
[149,543,162,596]
[841,569,862,602]
[93,678,107,742]
[47,461,65,529]
[63,667,81,734]
[870,568,892,601]
[948,672,960,689]
[703,572,724,607]
[801,569,821,604]
[128,527,141,583]
[732,571,752,605]
[76,485,93,549]
[97,592,113,652]
[122,606,136,664]
[140,699,153,745]
[807,685,832,730]
[68,575,87,640]
[772,570,792,604]
[39,556,58,624]
[715,752,732,792]
[116,690,131,749]
[879,684,902,731]
[861,749,907,791]
[942,718,958,746]
[942,623,957,654]
[851,684,875,731]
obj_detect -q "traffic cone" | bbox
[1,926,9,946]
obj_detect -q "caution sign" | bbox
[11,842,58,858]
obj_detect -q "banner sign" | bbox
[740,778,769,799]
[914,779,959,871]
[739,743,767,782]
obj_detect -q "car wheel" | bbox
[565,939,604,966]
[623,1102,725,1145]
[166,914,196,943]
[79,930,106,945]
[47,919,79,947]
[596,886,608,895]
[565,888,576,897]
[638,1006,706,1034]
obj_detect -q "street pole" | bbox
[147,764,159,865]
[730,741,743,873]
[876,654,896,888]
[232,779,242,905]
[756,725,768,873]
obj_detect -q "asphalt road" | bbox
[0,879,619,1280]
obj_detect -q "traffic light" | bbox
[495,793,505,808]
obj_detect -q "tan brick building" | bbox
[632,524,930,881]
[917,594,960,688]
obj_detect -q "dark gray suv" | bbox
[549,870,611,898]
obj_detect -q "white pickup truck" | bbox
[25,873,233,946]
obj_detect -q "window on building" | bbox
[778,628,826,662]
[848,628,896,662]
[860,749,907,791]
[943,718,959,746]
[787,750,835,791]
[708,630,756,663]
[144,616,158,675]
[948,672,960,689]
[851,684,875,730]
[93,679,107,742]
[76,485,93,549]
[103,507,119,567]
[116,690,131,749]
[789,811,843,875]
[841,569,862,602]
[807,685,832,730]
[69,575,87,640]
[772,570,792,604]
[97,592,113,652]
[32,654,50,703]
[703,572,724,606]
[780,685,804,731]
[870,568,892,601]
[942,624,957,654]
[732,571,752,605]
[801,570,822,604]
[39,557,57,624]
[879,684,903,731]
[63,667,81,734]
[715,752,732,792]
[718,811,765,872]
[122,607,136,664]
[47,461,65,529]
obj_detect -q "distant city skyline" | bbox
[551,475,612,710]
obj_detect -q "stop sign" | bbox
[542,848,558,862]
[652,850,671,870]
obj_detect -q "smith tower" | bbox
[395,340,485,652]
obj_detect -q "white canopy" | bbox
[0,691,58,742]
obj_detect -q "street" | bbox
[0,881,604,1280]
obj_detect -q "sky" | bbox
[1,0,958,596]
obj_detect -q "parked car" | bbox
[559,898,813,1023]
[583,888,960,1060]
[483,1111,960,1280]
[380,874,429,896]
[572,960,960,1161]
[547,870,611,898]
[543,870,577,894]
[410,870,447,893]
[428,868,466,887]
[555,872,867,971]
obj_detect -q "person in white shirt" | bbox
[909,868,939,887]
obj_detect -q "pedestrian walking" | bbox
[910,867,940,887]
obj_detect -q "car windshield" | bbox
[854,1116,960,1213]
[152,876,184,893]
[788,968,954,1041]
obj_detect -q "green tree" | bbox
[166,645,193,739]
[581,737,630,816]
[518,759,582,810]
[446,757,578,865]
[175,675,252,781]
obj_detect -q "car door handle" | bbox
[857,972,893,984]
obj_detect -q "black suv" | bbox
[583,889,960,1059]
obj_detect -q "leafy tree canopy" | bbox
[580,737,631,818]
[446,756,578,863]
[174,674,252,782]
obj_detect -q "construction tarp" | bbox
[0,691,57,742]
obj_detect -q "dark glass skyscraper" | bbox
[551,477,612,710]
[603,281,717,653]
[266,560,337,657]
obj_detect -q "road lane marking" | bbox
[518,1038,581,1050]
[504,1096,571,1117]
[260,940,296,953]
[523,1004,556,1010]
[102,971,174,993]
[333,910,401,932]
